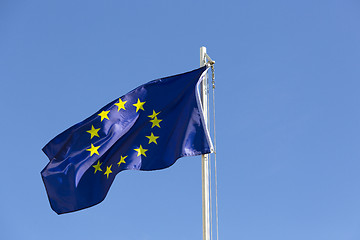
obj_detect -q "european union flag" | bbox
[41,66,212,214]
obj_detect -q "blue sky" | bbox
[1,0,360,239]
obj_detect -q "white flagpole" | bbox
[200,46,211,240]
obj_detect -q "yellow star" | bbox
[98,110,110,121]
[86,125,100,139]
[104,165,112,179]
[86,143,100,156]
[117,155,127,167]
[134,145,148,157]
[133,98,145,112]
[93,161,103,174]
[146,132,159,144]
[114,98,127,111]
[150,117,162,128]
[148,110,160,119]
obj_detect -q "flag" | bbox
[41,66,212,214]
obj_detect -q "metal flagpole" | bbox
[200,46,211,240]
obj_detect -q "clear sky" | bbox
[1,0,360,239]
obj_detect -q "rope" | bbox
[207,69,213,240]
[211,65,219,240]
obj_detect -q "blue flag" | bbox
[41,66,212,214]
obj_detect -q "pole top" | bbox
[200,47,215,67]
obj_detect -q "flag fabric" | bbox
[41,66,212,214]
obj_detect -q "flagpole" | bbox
[200,46,210,240]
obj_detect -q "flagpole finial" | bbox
[200,47,207,67]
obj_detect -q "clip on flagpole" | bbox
[205,53,215,66]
